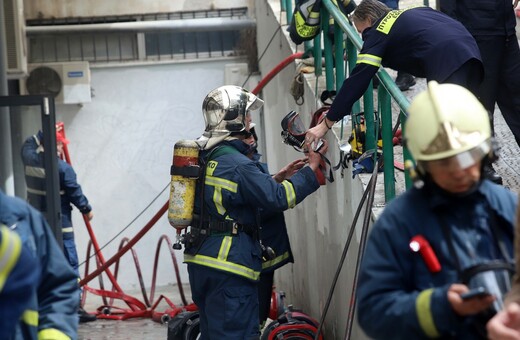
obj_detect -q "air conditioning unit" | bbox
[3,0,27,79]
[21,61,92,104]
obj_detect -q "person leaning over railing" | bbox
[305,0,499,179]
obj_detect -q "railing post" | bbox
[313,35,322,77]
[362,86,376,153]
[401,110,413,189]
[322,10,334,91]
[379,86,396,201]
[346,38,360,114]
[284,0,293,24]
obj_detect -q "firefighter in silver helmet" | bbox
[184,85,328,339]
[356,81,517,339]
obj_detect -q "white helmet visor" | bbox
[425,140,491,172]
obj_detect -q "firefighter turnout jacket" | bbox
[184,139,319,281]
[21,132,92,239]
[0,224,39,338]
[357,180,517,339]
[326,6,482,122]
[0,190,78,340]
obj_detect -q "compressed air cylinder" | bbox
[168,140,199,229]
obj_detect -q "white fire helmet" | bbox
[405,81,492,173]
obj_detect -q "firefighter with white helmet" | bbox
[356,81,517,339]
[183,85,327,339]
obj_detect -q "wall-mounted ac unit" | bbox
[21,61,92,104]
[3,0,27,79]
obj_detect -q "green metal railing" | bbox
[282,0,423,201]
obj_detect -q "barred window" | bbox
[27,8,249,64]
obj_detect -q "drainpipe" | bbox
[0,0,14,195]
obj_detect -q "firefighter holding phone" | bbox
[356,82,517,339]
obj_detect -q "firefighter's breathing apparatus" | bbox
[168,140,200,250]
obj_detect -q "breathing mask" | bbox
[281,110,306,151]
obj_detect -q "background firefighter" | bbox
[20,127,96,323]
[183,85,327,339]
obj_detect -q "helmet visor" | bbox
[246,93,264,112]
[425,141,490,172]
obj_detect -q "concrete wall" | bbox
[255,1,370,339]
[23,0,253,20]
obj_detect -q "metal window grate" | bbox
[26,8,250,64]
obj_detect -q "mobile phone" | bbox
[460,287,491,300]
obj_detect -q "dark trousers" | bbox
[474,34,520,147]
[443,58,484,100]
[188,265,260,340]
[258,271,275,325]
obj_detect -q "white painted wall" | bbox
[23,0,253,20]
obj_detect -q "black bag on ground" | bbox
[167,311,200,340]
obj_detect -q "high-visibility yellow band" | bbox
[22,309,38,327]
[281,180,296,208]
[38,328,71,340]
[416,288,440,338]
[357,54,382,67]
[262,251,290,269]
[0,225,22,292]
[185,254,260,281]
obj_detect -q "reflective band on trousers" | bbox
[0,225,22,292]
[416,288,440,338]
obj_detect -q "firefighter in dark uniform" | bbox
[0,220,39,339]
[356,82,517,339]
[21,128,96,323]
[440,0,520,184]
[306,0,483,144]
[0,189,79,339]
[184,85,327,339]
